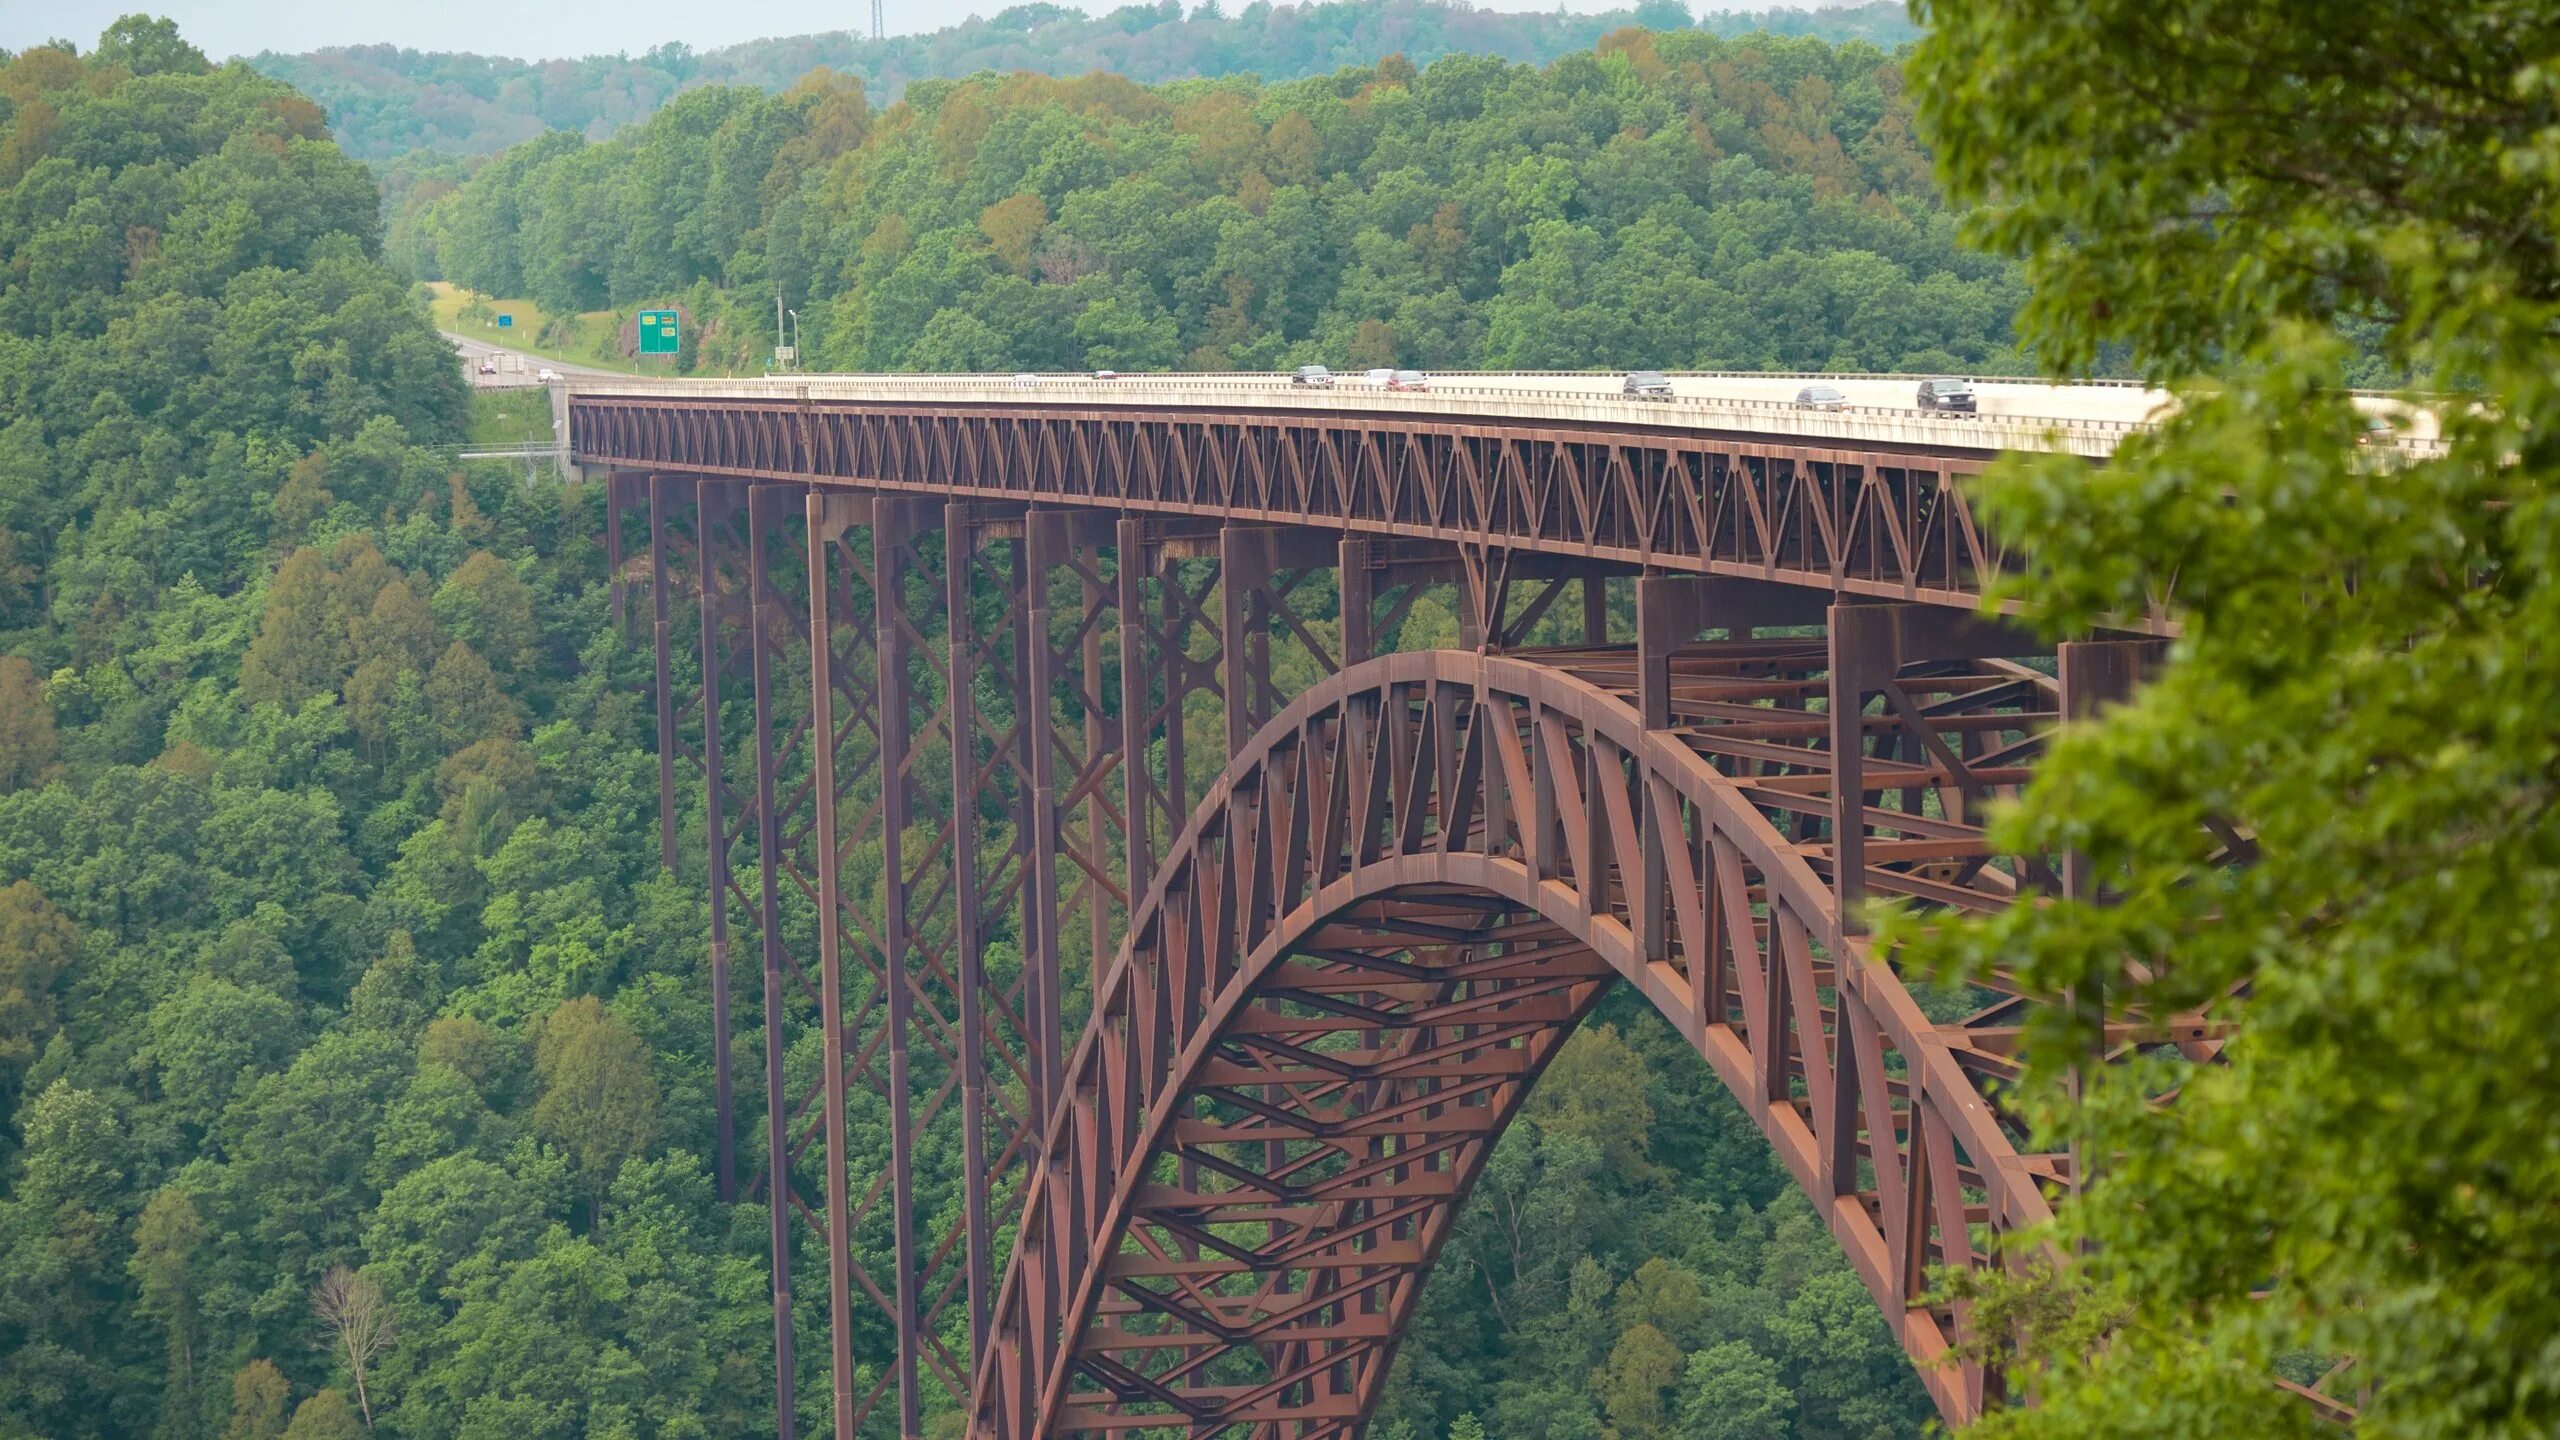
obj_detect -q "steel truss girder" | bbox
[567,396,2181,634]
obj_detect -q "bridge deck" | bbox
[566,368,2165,459]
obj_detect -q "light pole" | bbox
[787,308,802,371]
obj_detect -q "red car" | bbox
[1386,369,1430,392]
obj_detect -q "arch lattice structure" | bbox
[972,643,2138,1438]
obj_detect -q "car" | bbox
[1092,369,1119,380]
[477,360,498,376]
[1916,377,1977,413]
[1623,370,1673,401]
[2355,413,2394,446]
[1012,372,1038,388]
[537,367,561,383]
[1794,383,1848,412]
[1386,369,1430,392]
[1291,365,1335,389]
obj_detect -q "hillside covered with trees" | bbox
[402,25,2023,377]
[253,0,1918,160]
[0,16,1937,1440]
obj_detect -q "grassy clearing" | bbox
[427,282,681,376]
[467,387,556,447]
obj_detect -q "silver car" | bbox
[1794,383,1848,412]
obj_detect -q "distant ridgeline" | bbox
[251,0,1919,160]
[392,21,2022,378]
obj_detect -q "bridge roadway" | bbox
[589,374,2344,1437]
[568,366,2168,459]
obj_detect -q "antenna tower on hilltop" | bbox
[871,0,884,40]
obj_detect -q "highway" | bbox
[443,329,621,389]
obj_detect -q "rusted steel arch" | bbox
[969,649,2055,1439]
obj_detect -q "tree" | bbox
[430,553,536,672]
[347,931,438,1038]
[359,1155,548,1312]
[311,1267,394,1429]
[1676,1342,1793,1440]
[241,549,351,710]
[92,14,210,76]
[279,1392,362,1440]
[0,1081,133,1437]
[272,454,335,545]
[433,736,537,830]
[348,578,442,673]
[1591,1322,1681,1438]
[0,880,77,1095]
[531,997,660,1225]
[1902,1,2560,1436]
[424,641,520,750]
[148,975,301,1133]
[1523,1024,1655,1180]
[417,1015,521,1100]
[980,193,1049,275]
[130,1188,207,1426]
[219,1361,290,1440]
[0,656,59,792]
[1612,1258,1707,1349]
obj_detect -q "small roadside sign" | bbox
[638,309,681,356]
[496,314,513,328]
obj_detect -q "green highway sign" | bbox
[638,308,680,356]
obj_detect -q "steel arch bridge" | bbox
[571,375,2299,1439]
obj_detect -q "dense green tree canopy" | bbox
[1901,1,2560,1436]
[0,16,1974,1440]
[250,0,1920,161]
[407,27,2025,380]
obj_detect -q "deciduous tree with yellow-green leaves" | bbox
[1902,2,2560,1436]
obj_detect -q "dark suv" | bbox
[1291,365,1335,389]
[1916,377,1977,413]
[1623,370,1673,401]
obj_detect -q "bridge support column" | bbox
[803,491,860,1440]
[647,476,680,876]
[1117,521,1228,921]
[605,472,631,635]
[2055,638,2150,1194]
[945,506,1056,1360]
[696,481,742,1205]
[745,483,801,1440]
[946,505,1003,1361]
[1016,508,1120,1135]
[2055,641,2146,894]
[1825,603,2044,930]
[872,497,950,1440]
[1217,525,1345,753]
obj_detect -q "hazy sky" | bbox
[6,0,1826,62]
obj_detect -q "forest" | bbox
[396,24,2022,377]
[0,16,1939,1440]
[250,1,1918,161]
